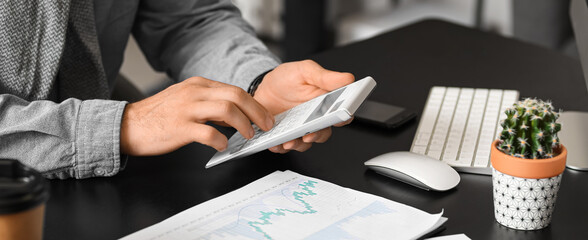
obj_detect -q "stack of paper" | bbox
[122,171,447,240]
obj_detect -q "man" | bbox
[0,0,354,179]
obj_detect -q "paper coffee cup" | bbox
[0,159,50,240]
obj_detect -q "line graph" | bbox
[247,180,318,239]
[121,171,445,240]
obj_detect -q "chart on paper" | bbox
[121,171,445,240]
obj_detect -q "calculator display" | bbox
[304,87,345,124]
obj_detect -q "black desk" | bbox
[45,20,588,240]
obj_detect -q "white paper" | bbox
[121,171,446,240]
[427,234,471,240]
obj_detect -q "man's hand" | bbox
[253,60,355,153]
[120,77,274,156]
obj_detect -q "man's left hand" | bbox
[253,60,355,153]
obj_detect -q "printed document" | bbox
[121,170,446,240]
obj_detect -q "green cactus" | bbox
[498,98,562,159]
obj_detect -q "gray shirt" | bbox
[0,0,280,179]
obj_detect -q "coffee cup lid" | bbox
[0,159,49,214]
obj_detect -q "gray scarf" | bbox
[0,0,109,101]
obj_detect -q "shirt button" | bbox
[94,168,105,176]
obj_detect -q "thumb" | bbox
[305,61,355,91]
[317,71,355,91]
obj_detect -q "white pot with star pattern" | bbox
[490,140,567,230]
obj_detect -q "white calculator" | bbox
[206,76,377,168]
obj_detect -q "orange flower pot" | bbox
[490,140,567,230]
[490,140,567,179]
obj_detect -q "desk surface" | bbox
[45,20,588,240]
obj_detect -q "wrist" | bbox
[120,103,139,155]
[247,69,272,96]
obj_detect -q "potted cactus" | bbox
[490,98,567,230]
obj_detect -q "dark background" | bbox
[45,20,588,240]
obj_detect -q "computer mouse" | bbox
[364,151,460,191]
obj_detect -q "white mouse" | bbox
[364,151,460,191]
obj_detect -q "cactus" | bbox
[497,98,562,159]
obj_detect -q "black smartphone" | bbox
[354,100,416,129]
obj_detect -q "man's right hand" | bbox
[120,77,275,156]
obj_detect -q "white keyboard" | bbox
[410,87,519,175]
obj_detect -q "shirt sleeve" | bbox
[0,94,127,179]
[132,0,281,90]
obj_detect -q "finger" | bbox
[184,76,230,88]
[302,127,332,143]
[282,139,301,150]
[201,86,274,131]
[183,78,274,131]
[191,101,255,139]
[269,145,289,154]
[293,142,313,152]
[211,121,230,127]
[303,60,355,91]
[189,124,228,152]
[334,117,354,127]
[283,139,312,152]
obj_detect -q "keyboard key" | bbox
[473,156,490,168]
[427,150,442,159]
[447,158,472,167]
[412,145,427,155]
